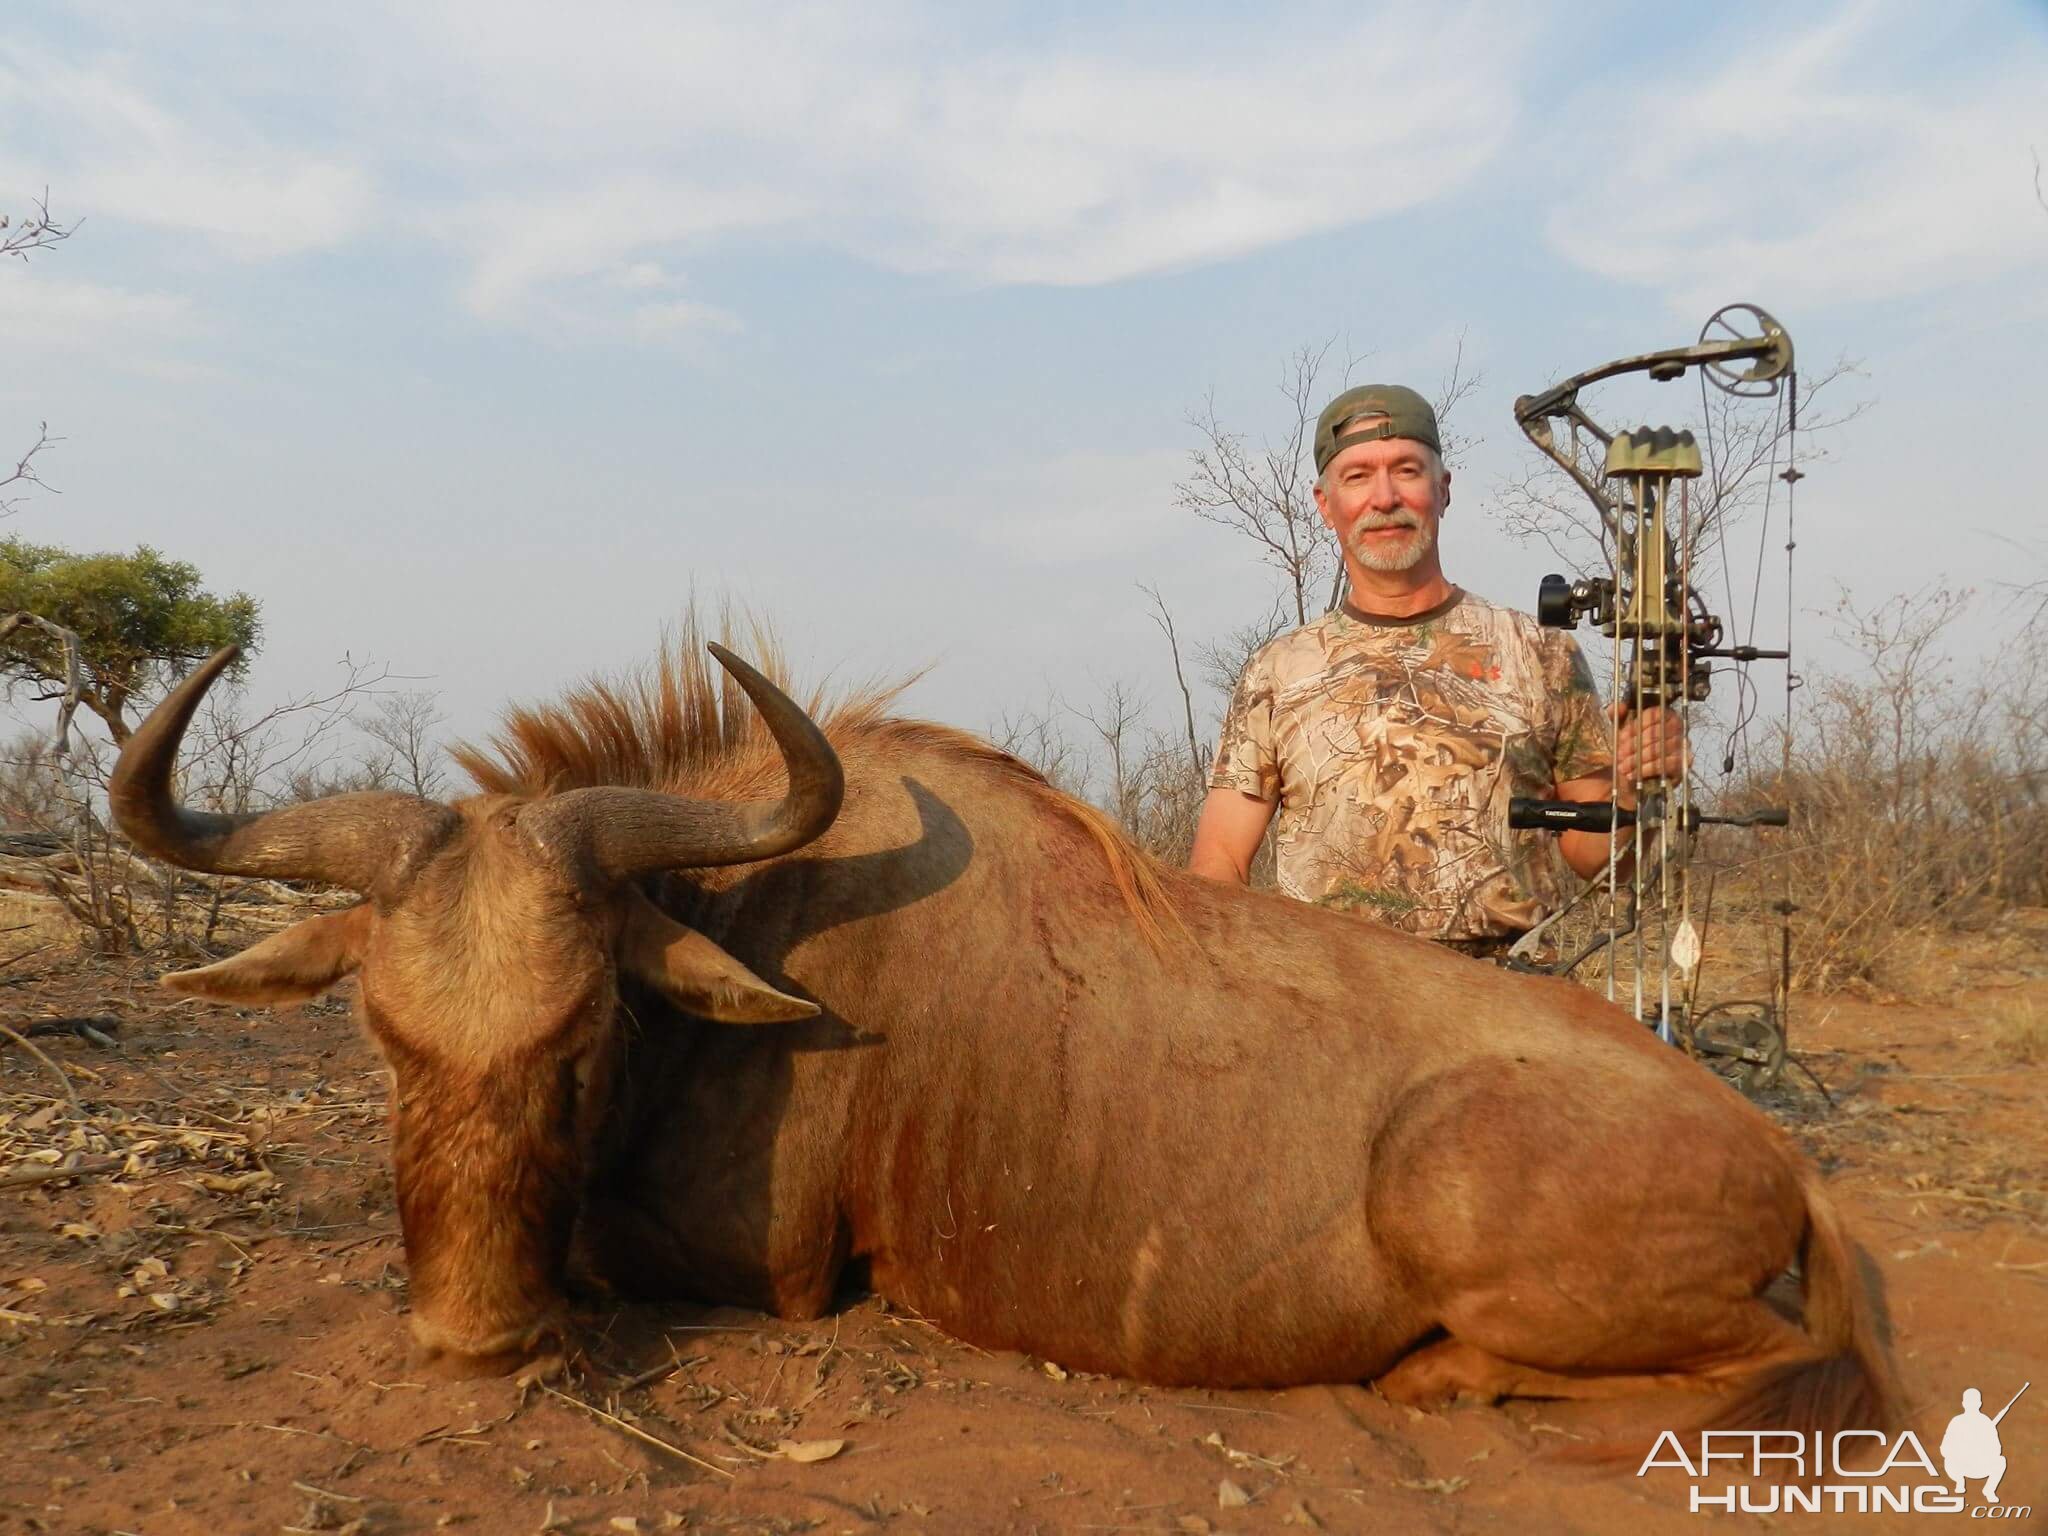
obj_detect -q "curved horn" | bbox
[520,642,844,881]
[110,646,455,893]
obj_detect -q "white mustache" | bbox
[1354,512,1421,533]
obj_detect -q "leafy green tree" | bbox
[0,538,261,742]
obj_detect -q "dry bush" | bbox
[1731,586,2048,994]
[0,661,442,957]
[993,689,1209,866]
[1988,993,2046,1064]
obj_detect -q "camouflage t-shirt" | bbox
[1209,588,1612,940]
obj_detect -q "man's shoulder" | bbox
[1448,588,1540,638]
[1238,611,1350,687]
[1452,591,1586,664]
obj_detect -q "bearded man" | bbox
[1186,384,1686,957]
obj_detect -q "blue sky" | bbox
[3,0,2044,767]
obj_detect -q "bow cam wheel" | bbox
[1699,304,1793,396]
[1691,1001,1787,1095]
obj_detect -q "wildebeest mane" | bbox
[449,615,1176,942]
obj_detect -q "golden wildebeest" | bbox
[111,637,1895,1438]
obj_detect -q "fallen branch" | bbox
[0,1154,121,1190]
[537,1383,733,1479]
[0,1019,81,1111]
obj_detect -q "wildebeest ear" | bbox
[162,905,372,1006]
[619,892,820,1025]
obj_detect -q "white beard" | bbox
[1346,511,1437,573]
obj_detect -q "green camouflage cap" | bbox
[1313,384,1441,473]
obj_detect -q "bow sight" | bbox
[1505,303,1800,1095]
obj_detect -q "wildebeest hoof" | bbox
[514,1350,568,1389]
[410,1316,568,1379]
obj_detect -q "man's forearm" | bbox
[1187,844,1252,884]
[1553,771,1638,883]
[1561,826,1635,883]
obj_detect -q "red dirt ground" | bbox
[3,923,2044,1536]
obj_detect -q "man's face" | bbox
[1313,428,1448,575]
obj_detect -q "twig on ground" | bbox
[291,1481,365,1504]
[538,1382,733,1479]
[1785,1050,1836,1107]
[0,1154,122,1190]
[0,1020,81,1110]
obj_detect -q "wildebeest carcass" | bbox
[111,636,1896,1437]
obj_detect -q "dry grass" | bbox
[1989,992,2048,1065]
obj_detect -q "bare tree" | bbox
[989,698,1083,797]
[1,190,75,263]
[360,688,448,800]
[1,424,61,521]
[2,194,75,521]
[1429,331,1486,472]
[1196,591,1291,700]
[1139,583,1205,779]
[1,195,85,757]
[1074,680,1149,832]
[1177,340,1344,629]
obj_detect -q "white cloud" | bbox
[631,297,743,340]
[0,41,373,259]
[4,2,1534,339]
[343,0,1529,328]
[1543,2,2048,313]
[0,267,194,352]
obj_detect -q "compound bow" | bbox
[1504,303,1801,1093]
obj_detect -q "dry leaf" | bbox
[1217,1479,1251,1508]
[1041,1360,1068,1381]
[1283,1500,1322,1529]
[610,1520,641,1533]
[776,1438,846,1463]
[191,1170,276,1195]
[1395,1475,1468,1496]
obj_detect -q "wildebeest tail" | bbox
[1693,1162,1900,1441]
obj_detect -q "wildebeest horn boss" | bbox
[113,636,1898,1440]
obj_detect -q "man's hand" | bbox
[1611,703,1690,807]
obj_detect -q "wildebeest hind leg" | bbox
[1374,1301,1814,1409]
[1374,1335,1721,1408]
